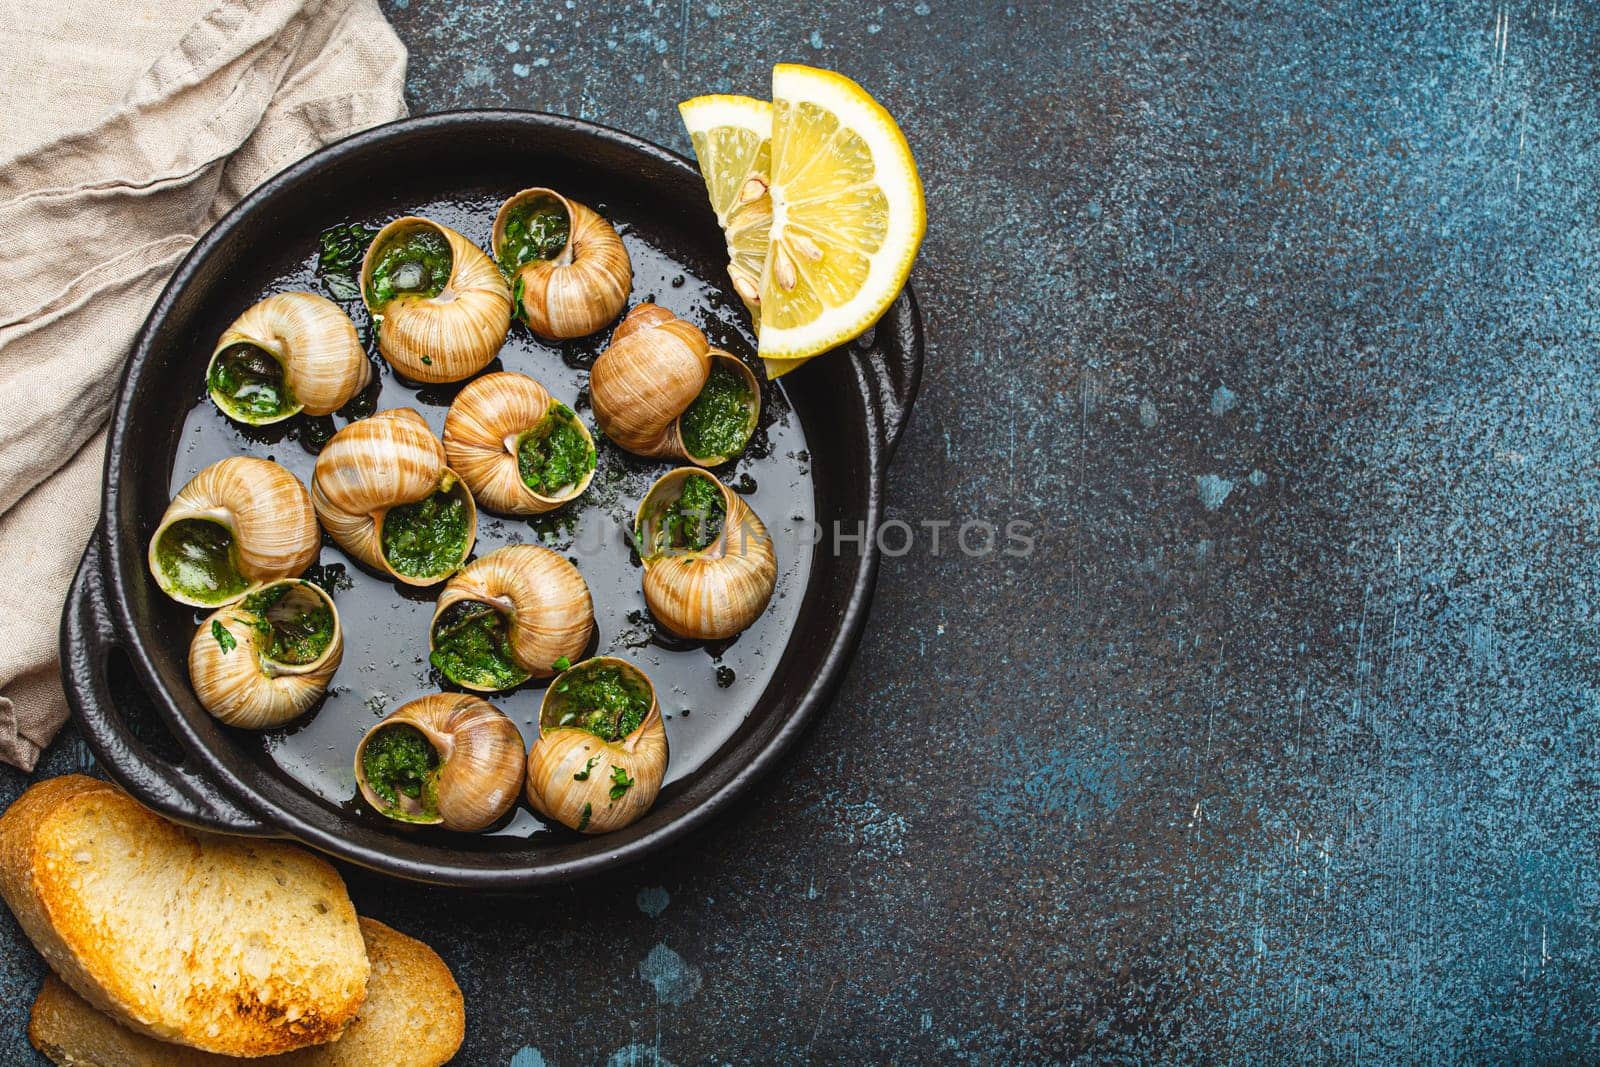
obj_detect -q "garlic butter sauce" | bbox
[166,188,816,841]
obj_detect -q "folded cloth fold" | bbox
[0,0,408,770]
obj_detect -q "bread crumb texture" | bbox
[28,917,464,1067]
[0,776,369,1058]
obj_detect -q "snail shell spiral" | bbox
[311,408,477,586]
[361,217,512,383]
[188,579,344,728]
[207,291,369,425]
[429,545,595,692]
[441,372,596,515]
[589,304,710,457]
[634,468,776,640]
[355,692,525,832]
[525,657,668,835]
[589,304,761,465]
[493,187,632,339]
[148,457,320,607]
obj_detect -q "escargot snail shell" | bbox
[207,292,369,425]
[148,457,320,608]
[355,693,525,832]
[590,305,761,465]
[492,187,632,339]
[429,545,596,692]
[361,217,512,383]
[634,468,777,640]
[311,408,478,586]
[589,304,710,458]
[188,579,343,729]
[525,657,668,834]
[441,372,596,515]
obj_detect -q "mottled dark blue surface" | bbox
[5,0,1600,1062]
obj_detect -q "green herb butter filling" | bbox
[243,582,334,666]
[498,194,570,271]
[379,482,470,580]
[545,662,651,742]
[208,343,294,422]
[360,723,440,821]
[429,599,527,690]
[366,225,452,310]
[516,403,594,497]
[644,474,725,557]
[155,518,249,603]
[679,363,754,461]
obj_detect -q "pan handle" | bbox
[60,535,272,837]
[852,285,925,464]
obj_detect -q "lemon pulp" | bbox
[678,94,773,324]
[758,64,925,376]
[682,66,925,378]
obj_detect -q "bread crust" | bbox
[29,917,466,1067]
[333,918,466,1066]
[0,775,369,1057]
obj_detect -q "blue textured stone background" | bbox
[4,0,1600,1062]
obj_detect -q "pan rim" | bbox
[94,109,903,888]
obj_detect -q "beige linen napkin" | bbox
[0,0,407,770]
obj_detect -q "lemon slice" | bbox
[759,64,925,377]
[678,94,773,325]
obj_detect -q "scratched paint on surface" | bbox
[640,942,704,1005]
[0,0,1596,1063]
[637,886,671,918]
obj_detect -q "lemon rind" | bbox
[756,64,925,368]
[677,96,773,219]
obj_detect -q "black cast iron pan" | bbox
[60,111,922,889]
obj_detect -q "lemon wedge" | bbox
[758,64,925,377]
[681,68,925,378]
[678,94,773,325]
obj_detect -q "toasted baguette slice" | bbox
[0,776,368,1057]
[29,917,466,1066]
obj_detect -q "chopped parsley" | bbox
[679,362,755,460]
[516,403,594,496]
[380,484,470,579]
[361,724,439,811]
[642,473,725,555]
[608,765,634,800]
[497,195,570,271]
[547,663,651,742]
[366,225,452,309]
[155,519,247,603]
[241,583,333,665]
[429,600,526,690]
[211,620,236,653]
[316,222,379,302]
[208,343,292,422]
[510,273,527,322]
